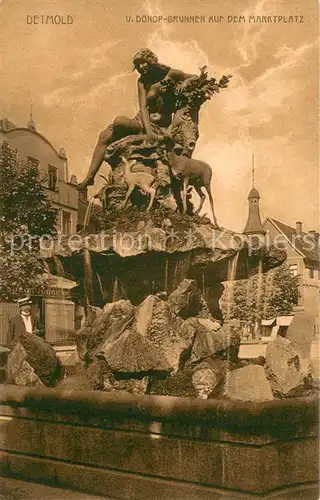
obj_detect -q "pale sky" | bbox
[2,0,319,232]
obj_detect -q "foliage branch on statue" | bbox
[162,67,231,111]
[0,141,58,300]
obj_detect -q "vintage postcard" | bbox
[1,0,319,498]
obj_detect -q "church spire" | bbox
[27,99,37,132]
[243,152,265,235]
[252,152,255,187]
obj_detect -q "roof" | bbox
[248,187,260,199]
[3,125,63,158]
[0,118,16,131]
[1,117,67,158]
[243,209,265,235]
[267,218,320,266]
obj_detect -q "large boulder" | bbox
[56,359,115,392]
[86,305,104,325]
[76,300,135,361]
[286,311,315,359]
[149,357,227,399]
[99,327,171,374]
[76,305,104,359]
[76,324,95,360]
[57,349,82,377]
[220,365,274,401]
[84,358,115,390]
[167,279,214,320]
[189,319,225,363]
[132,295,189,372]
[188,320,240,365]
[192,358,227,399]
[148,368,198,398]
[265,336,311,398]
[57,358,149,395]
[7,333,62,387]
[112,377,149,395]
[174,316,197,345]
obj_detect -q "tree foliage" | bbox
[0,141,58,299]
[221,263,301,324]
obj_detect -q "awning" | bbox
[261,318,276,326]
[276,316,294,326]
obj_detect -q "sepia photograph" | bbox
[0,0,319,498]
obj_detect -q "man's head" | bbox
[18,296,32,316]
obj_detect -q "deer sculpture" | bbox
[93,173,113,210]
[82,173,113,229]
[121,156,158,211]
[161,136,218,226]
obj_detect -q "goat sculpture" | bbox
[162,137,218,226]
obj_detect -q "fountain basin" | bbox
[0,385,318,499]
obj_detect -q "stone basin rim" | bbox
[0,385,318,431]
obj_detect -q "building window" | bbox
[289,264,298,277]
[27,156,39,168]
[62,211,71,235]
[308,268,314,279]
[48,165,58,190]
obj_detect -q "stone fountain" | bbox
[2,60,318,500]
[10,64,312,400]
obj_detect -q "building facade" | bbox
[263,218,320,334]
[242,177,319,337]
[0,117,80,346]
[0,117,78,235]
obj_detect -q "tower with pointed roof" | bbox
[27,100,37,132]
[243,154,265,235]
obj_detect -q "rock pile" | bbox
[7,280,315,402]
[56,280,315,400]
[69,279,245,398]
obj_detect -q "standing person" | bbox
[77,48,197,190]
[7,296,41,347]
